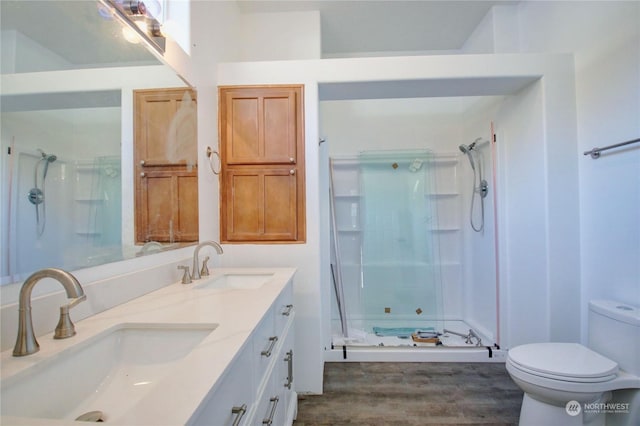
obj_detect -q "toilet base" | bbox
[518,393,606,426]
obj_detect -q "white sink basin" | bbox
[1,322,217,422]
[195,273,274,290]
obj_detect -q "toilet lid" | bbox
[508,343,618,381]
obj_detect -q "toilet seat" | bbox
[508,343,618,383]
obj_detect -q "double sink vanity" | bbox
[1,267,297,425]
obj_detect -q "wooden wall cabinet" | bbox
[219,85,305,243]
[134,88,198,243]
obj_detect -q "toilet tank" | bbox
[588,300,640,376]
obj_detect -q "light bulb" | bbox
[122,26,140,44]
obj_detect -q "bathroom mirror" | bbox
[0,0,195,285]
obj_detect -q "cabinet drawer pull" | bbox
[281,304,293,316]
[284,349,293,389]
[140,160,146,166]
[262,396,279,425]
[289,169,295,175]
[140,172,146,177]
[231,404,247,426]
[289,157,295,163]
[261,336,278,357]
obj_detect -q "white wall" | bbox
[464,1,639,344]
[321,97,464,155]
[509,1,639,342]
[523,0,640,344]
[462,5,520,54]
[238,11,321,61]
[0,30,70,73]
[495,81,551,346]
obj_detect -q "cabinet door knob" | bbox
[140,172,146,177]
[289,169,295,175]
[289,157,295,163]
[140,160,146,166]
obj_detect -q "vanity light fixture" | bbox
[147,19,163,38]
[101,0,166,54]
[121,0,147,16]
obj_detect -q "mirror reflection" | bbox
[1,0,196,285]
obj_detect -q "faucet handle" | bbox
[178,265,192,284]
[54,294,86,340]
[54,305,77,339]
[200,256,210,277]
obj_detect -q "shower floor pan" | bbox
[327,320,506,363]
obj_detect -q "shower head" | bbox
[37,149,57,180]
[459,138,483,154]
[37,149,57,163]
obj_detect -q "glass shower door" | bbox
[358,151,443,332]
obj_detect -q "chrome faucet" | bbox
[191,241,223,280]
[13,268,86,357]
[137,241,164,256]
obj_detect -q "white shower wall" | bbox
[2,108,121,281]
[321,96,501,342]
[461,97,503,343]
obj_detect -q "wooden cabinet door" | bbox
[136,169,198,242]
[134,88,198,243]
[222,167,298,242]
[220,87,300,165]
[135,88,197,166]
[219,85,305,243]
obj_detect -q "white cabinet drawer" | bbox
[252,307,276,394]
[254,321,294,426]
[188,346,254,426]
[253,369,284,426]
[274,283,294,335]
[278,322,295,422]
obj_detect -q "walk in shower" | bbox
[329,146,499,361]
[6,148,123,282]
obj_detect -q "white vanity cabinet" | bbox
[188,344,255,426]
[189,280,296,426]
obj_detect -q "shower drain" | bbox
[75,411,105,422]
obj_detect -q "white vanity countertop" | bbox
[0,267,296,426]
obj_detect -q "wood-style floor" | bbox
[294,362,523,425]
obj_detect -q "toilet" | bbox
[506,300,640,426]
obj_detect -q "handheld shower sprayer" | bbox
[37,150,57,179]
[458,137,482,154]
[458,138,482,171]
[459,138,488,232]
[29,149,58,237]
